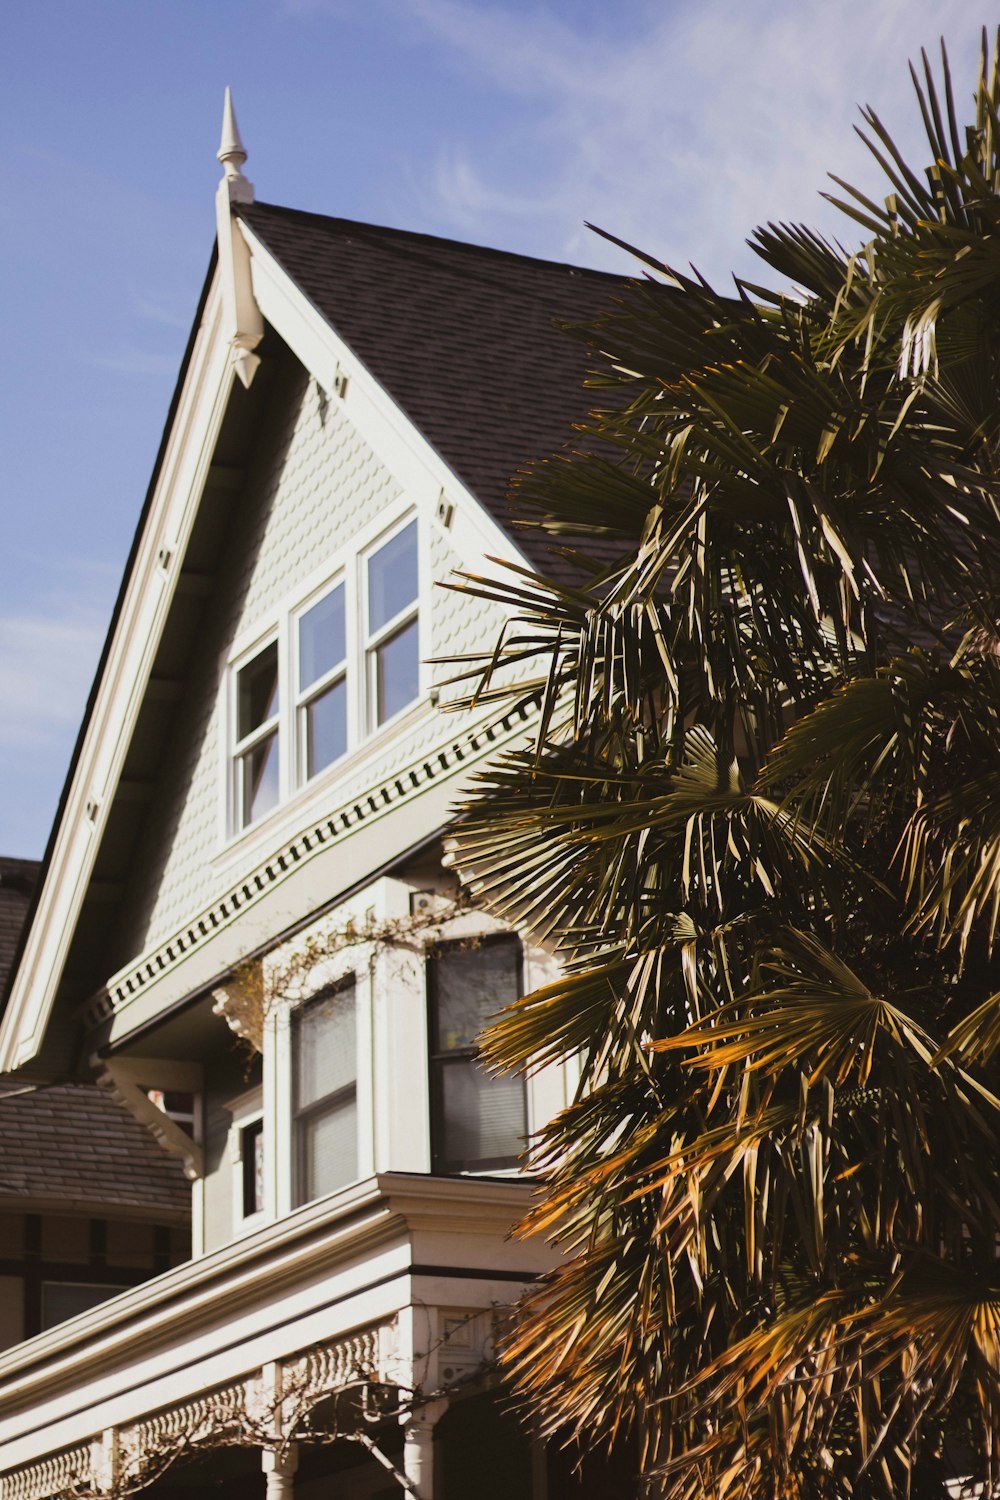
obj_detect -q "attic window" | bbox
[227,510,423,837]
[234,641,280,829]
[365,518,419,730]
[297,582,347,779]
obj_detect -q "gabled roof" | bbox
[239,203,626,566]
[0,856,189,1219]
[1,200,635,1074]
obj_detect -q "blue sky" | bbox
[0,0,984,855]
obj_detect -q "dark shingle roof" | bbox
[238,203,627,566]
[0,1079,190,1218]
[0,858,189,1218]
[0,858,39,996]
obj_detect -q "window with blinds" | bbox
[292,981,358,1205]
[428,937,526,1175]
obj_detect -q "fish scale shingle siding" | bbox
[108,358,511,968]
[112,365,392,955]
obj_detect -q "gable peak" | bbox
[217,87,254,205]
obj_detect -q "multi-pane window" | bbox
[233,641,280,829]
[366,518,419,730]
[229,515,421,834]
[240,1118,265,1218]
[428,937,527,1175]
[296,582,347,780]
[293,982,358,1205]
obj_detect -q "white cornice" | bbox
[0,1173,540,1430]
[81,697,538,1037]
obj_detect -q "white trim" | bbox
[82,697,539,1037]
[95,1057,204,1181]
[0,1173,546,1471]
[0,277,234,1074]
[361,512,421,738]
[1,215,536,1072]
[239,219,530,583]
[226,1085,266,1236]
[222,504,423,842]
[229,633,281,834]
[294,575,348,787]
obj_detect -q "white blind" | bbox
[294,981,358,1203]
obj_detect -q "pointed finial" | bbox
[217,88,254,204]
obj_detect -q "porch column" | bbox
[401,1399,447,1499]
[262,1442,298,1497]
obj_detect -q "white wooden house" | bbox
[0,97,635,1500]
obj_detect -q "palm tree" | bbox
[446,35,1000,1500]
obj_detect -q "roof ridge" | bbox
[240,199,632,283]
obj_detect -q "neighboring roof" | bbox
[238,203,628,566]
[0,854,189,1218]
[0,860,39,996]
[0,1080,190,1219]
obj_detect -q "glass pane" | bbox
[241,1119,265,1217]
[437,1057,525,1173]
[305,677,347,778]
[294,983,357,1110]
[298,1093,358,1202]
[299,584,346,691]
[433,940,521,1052]
[237,642,279,740]
[240,730,279,827]
[374,617,419,725]
[368,519,418,634]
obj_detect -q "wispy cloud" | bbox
[84,348,181,377]
[0,609,104,750]
[130,293,189,330]
[394,0,984,281]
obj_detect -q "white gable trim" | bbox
[237,218,532,584]
[0,276,236,1072]
[0,219,543,1072]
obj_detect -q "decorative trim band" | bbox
[81,701,536,1030]
[0,1443,92,1500]
[0,1322,395,1498]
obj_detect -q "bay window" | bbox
[228,513,421,834]
[239,1117,265,1219]
[428,937,527,1174]
[292,981,358,1205]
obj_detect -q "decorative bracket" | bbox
[94,1054,204,1180]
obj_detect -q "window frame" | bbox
[239,1117,265,1218]
[426,933,527,1176]
[230,633,282,834]
[291,978,360,1208]
[226,1085,267,1234]
[225,509,423,838]
[361,513,421,736]
[293,572,350,788]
